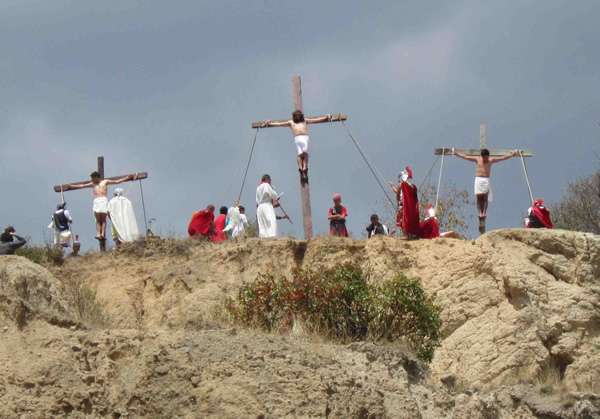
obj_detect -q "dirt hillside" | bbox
[1,229,599,418]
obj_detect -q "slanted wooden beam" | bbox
[251,114,346,129]
[53,172,148,192]
[434,148,532,157]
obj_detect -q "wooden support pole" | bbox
[293,76,313,239]
[97,156,104,179]
[480,124,487,149]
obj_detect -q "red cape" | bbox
[212,214,227,243]
[188,209,214,237]
[420,217,441,239]
[401,182,421,236]
[529,204,553,229]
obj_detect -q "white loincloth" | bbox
[54,231,72,246]
[474,177,493,201]
[93,196,109,213]
[294,135,310,156]
[107,196,140,242]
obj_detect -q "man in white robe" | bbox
[256,174,280,238]
[223,201,250,238]
[108,188,140,244]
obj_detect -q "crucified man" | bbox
[67,171,133,240]
[263,110,331,178]
[452,148,518,220]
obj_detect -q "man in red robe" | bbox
[420,204,441,239]
[212,206,228,243]
[188,204,215,238]
[526,199,553,229]
[420,204,458,239]
[389,166,421,239]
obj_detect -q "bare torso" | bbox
[475,157,493,177]
[290,121,308,136]
[92,180,109,198]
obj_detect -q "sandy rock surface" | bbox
[0,229,599,418]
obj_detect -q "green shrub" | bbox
[15,245,64,266]
[225,263,441,362]
[370,274,442,362]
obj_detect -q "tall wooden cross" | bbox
[251,76,346,239]
[434,124,533,233]
[53,156,148,250]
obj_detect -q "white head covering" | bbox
[114,188,124,197]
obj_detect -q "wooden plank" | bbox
[480,124,487,149]
[293,76,303,112]
[53,172,148,192]
[434,148,532,157]
[251,114,346,129]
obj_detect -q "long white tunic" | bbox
[256,183,278,238]
[107,196,140,242]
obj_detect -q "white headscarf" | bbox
[114,188,124,197]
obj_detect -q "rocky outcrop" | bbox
[0,256,76,329]
[1,229,599,417]
[426,230,600,391]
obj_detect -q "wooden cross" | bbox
[434,124,533,234]
[53,156,148,250]
[53,156,148,193]
[434,124,532,157]
[251,76,346,239]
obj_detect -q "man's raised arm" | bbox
[452,149,478,162]
[263,120,291,128]
[67,181,94,190]
[106,175,134,185]
[490,150,518,163]
[305,114,331,124]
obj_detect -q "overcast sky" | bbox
[1,0,598,250]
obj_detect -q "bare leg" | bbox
[482,192,489,218]
[297,155,303,171]
[100,214,107,238]
[94,212,103,238]
[476,194,485,218]
[302,153,309,172]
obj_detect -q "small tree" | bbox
[550,172,600,234]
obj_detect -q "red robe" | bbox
[528,204,553,229]
[400,182,421,236]
[420,217,441,239]
[212,214,227,243]
[188,209,214,237]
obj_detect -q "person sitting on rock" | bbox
[525,198,553,229]
[366,214,388,238]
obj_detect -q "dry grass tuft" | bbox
[64,279,105,328]
[535,359,566,394]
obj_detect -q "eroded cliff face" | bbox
[0,229,598,418]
